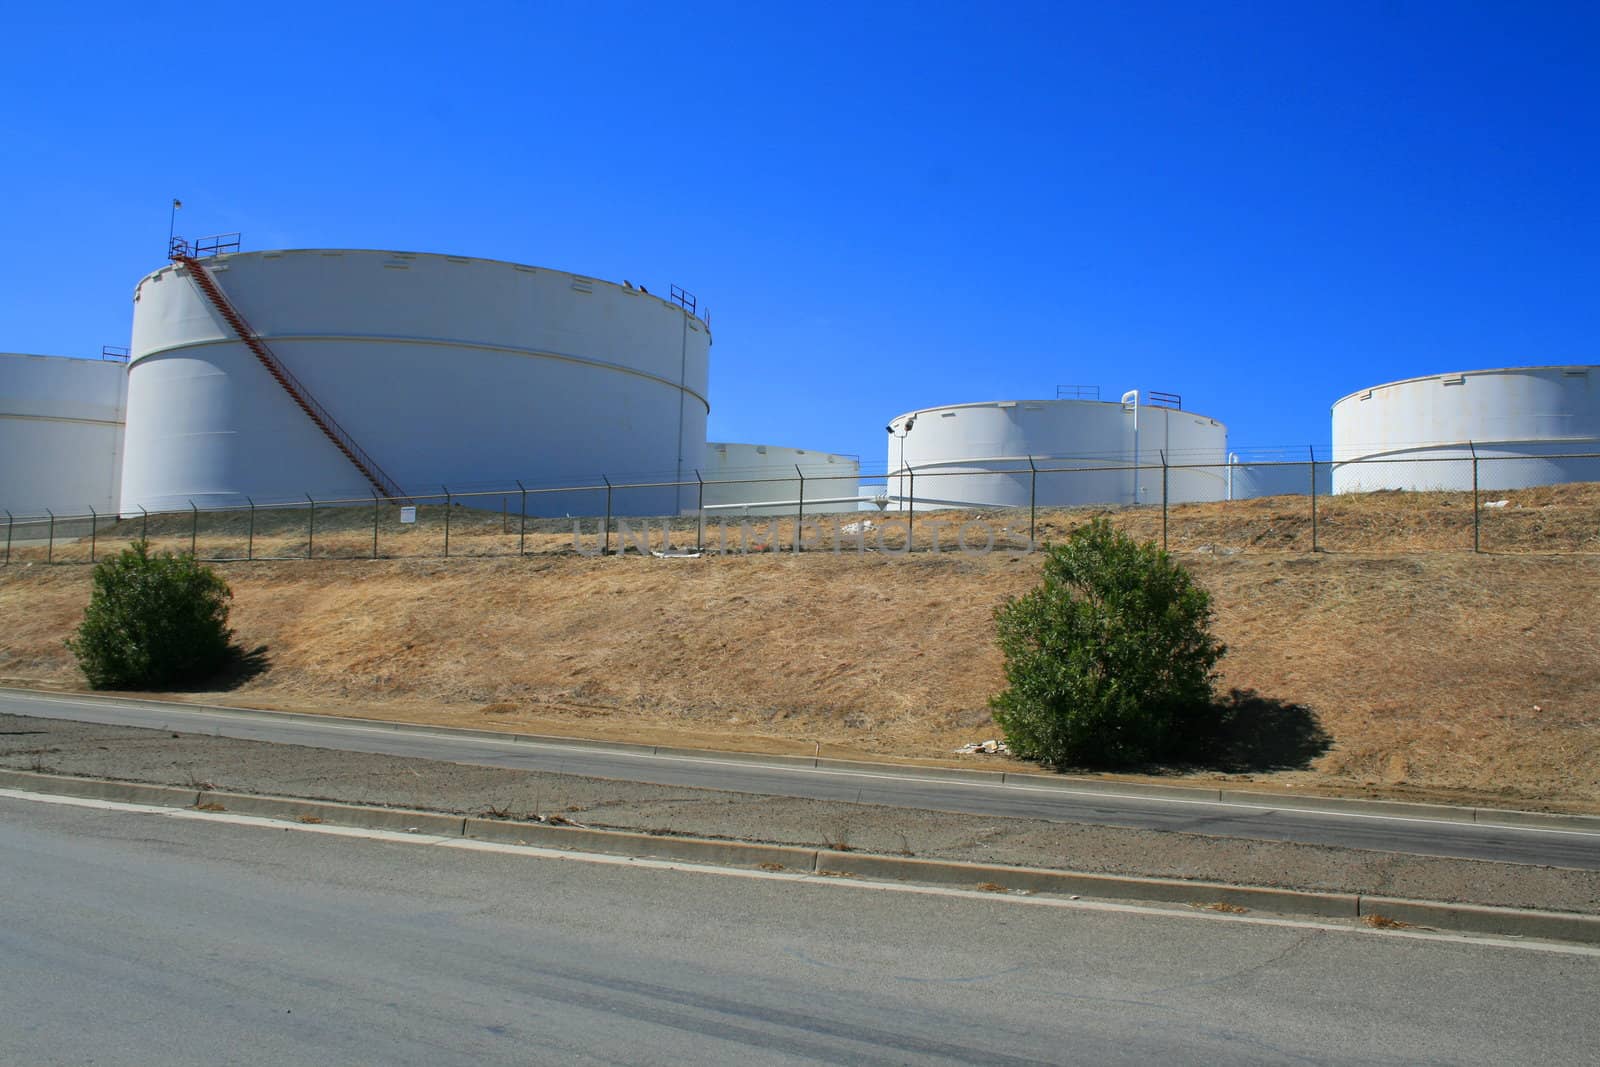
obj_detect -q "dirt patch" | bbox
[3,488,1598,808]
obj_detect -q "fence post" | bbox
[1469,441,1480,554]
[1309,445,1319,553]
[516,480,527,557]
[695,470,704,553]
[907,467,915,550]
[89,506,98,563]
[795,464,805,552]
[306,494,316,560]
[140,506,148,544]
[1160,451,1169,550]
[46,509,54,564]
[1027,455,1037,548]
[190,500,198,557]
[442,487,451,559]
[602,476,612,556]
[3,510,11,565]
[245,499,254,561]
[372,491,381,560]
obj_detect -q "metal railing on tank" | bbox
[100,346,129,362]
[169,233,242,260]
[669,283,710,328]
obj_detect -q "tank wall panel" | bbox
[0,354,126,516]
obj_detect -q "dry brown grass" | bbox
[2,486,1598,811]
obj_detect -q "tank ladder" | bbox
[171,251,407,501]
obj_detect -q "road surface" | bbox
[5,687,1599,870]
[2,792,1596,1065]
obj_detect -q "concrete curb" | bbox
[4,767,1599,945]
[12,686,1600,833]
[812,850,1360,919]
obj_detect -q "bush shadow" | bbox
[1186,688,1332,773]
[196,643,272,692]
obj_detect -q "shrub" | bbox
[990,518,1225,767]
[67,540,234,690]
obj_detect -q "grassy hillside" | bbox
[3,517,1597,810]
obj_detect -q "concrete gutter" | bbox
[7,686,1599,832]
[4,767,1597,946]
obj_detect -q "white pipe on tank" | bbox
[1227,451,1239,501]
[1121,390,1139,505]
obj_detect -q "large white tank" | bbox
[1224,451,1332,500]
[701,443,862,516]
[121,250,711,515]
[886,397,1227,510]
[1332,365,1600,493]
[0,354,127,517]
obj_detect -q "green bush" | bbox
[66,540,234,690]
[990,518,1226,767]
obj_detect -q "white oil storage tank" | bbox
[0,353,127,517]
[701,443,862,516]
[886,395,1227,510]
[1332,366,1600,493]
[121,249,711,516]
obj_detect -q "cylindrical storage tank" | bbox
[701,443,862,516]
[1332,366,1600,493]
[1224,451,1332,500]
[886,398,1227,511]
[0,353,127,517]
[121,250,711,516]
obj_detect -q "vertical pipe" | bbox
[47,509,54,564]
[1470,441,1480,554]
[442,487,451,559]
[1226,452,1239,502]
[372,491,381,560]
[245,499,254,562]
[307,494,316,560]
[190,501,198,557]
[516,481,527,557]
[89,506,98,563]
[1121,390,1140,506]
[603,477,612,557]
[1160,450,1169,551]
[1309,445,1319,553]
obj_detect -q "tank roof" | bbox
[887,397,1224,425]
[135,248,707,328]
[1332,364,1599,409]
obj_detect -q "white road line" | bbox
[13,693,1600,839]
[3,786,1597,960]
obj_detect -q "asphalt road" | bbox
[3,793,1596,1066]
[7,688,1600,870]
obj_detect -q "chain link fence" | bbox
[4,449,1598,564]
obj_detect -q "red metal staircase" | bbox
[172,251,406,501]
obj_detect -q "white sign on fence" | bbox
[399,506,417,524]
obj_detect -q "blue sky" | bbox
[3,1,1595,470]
